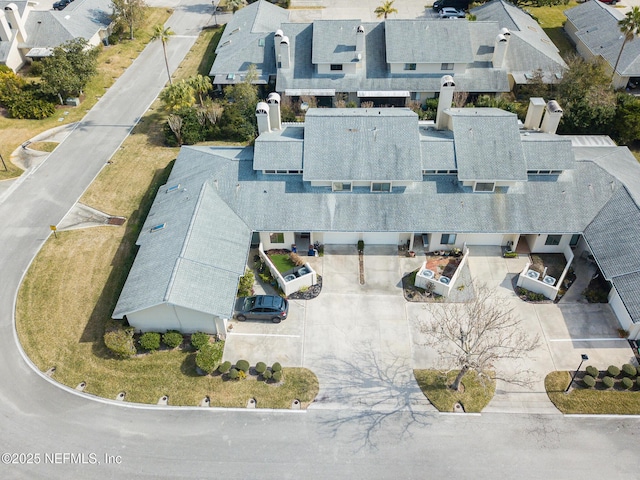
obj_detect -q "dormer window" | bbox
[404,63,417,71]
[474,182,495,192]
[330,64,343,71]
[441,63,454,71]
[332,182,352,191]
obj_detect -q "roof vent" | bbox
[357,25,365,33]
[500,27,511,36]
[275,29,283,37]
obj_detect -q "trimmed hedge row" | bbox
[221,360,285,383]
[580,364,640,390]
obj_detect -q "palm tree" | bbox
[612,6,640,85]
[188,74,213,105]
[227,0,244,14]
[374,0,398,20]
[151,25,175,85]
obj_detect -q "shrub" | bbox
[139,332,161,351]
[357,240,364,252]
[235,359,250,372]
[190,332,210,350]
[195,343,223,374]
[582,375,596,388]
[238,370,247,379]
[272,362,282,372]
[272,370,283,382]
[607,365,620,377]
[162,331,183,349]
[28,61,44,77]
[585,365,599,378]
[237,269,255,297]
[103,320,136,358]
[255,362,267,374]
[637,376,640,388]
[262,369,272,380]
[289,252,305,266]
[621,377,634,389]
[622,364,636,377]
[218,361,231,374]
[228,368,239,380]
[602,376,615,389]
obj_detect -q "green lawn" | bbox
[546,371,640,414]
[414,369,495,413]
[269,253,297,273]
[527,2,579,60]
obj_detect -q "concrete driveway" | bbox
[408,246,635,414]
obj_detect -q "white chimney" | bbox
[4,4,27,41]
[0,12,11,42]
[267,92,282,130]
[256,102,271,135]
[436,75,456,130]
[492,32,509,69]
[356,25,365,56]
[280,36,290,69]
[540,100,563,134]
[274,29,283,63]
[523,97,547,130]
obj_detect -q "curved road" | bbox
[0,1,639,478]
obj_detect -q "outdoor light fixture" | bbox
[565,353,589,393]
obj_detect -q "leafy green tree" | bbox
[375,0,397,19]
[219,64,259,140]
[227,0,244,13]
[160,80,196,111]
[188,74,213,105]
[611,93,640,145]
[556,55,616,134]
[40,39,99,104]
[151,25,174,85]
[111,0,148,40]
[612,7,640,84]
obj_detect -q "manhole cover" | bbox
[107,217,126,225]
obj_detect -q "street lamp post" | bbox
[212,0,219,27]
[565,353,589,393]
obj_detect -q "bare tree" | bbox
[360,101,374,109]
[420,283,539,392]
[167,114,183,145]
[452,91,469,108]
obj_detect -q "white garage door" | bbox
[323,232,360,245]
[363,232,400,245]
[463,234,506,246]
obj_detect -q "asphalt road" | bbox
[1,1,639,479]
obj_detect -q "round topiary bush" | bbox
[272,362,282,372]
[622,377,634,389]
[602,376,615,389]
[162,331,183,349]
[228,368,239,380]
[272,370,283,382]
[622,363,637,378]
[104,322,136,358]
[607,365,620,377]
[236,359,250,372]
[637,376,640,388]
[190,332,210,350]
[255,362,267,374]
[195,343,223,375]
[217,361,231,374]
[262,369,272,380]
[585,365,599,378]
[139,332,161,351]
[582,374,596,388]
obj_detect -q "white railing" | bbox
[414,245,470,297]
[258,243,317,296]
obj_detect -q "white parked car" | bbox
[439,7,465,18]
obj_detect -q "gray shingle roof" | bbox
[565,0,640,76]
[209,0,289,82]
[20,0,112,50]
[275,20,509,95]
[419,127,457,170]
[611,273,640,324]
[521,134,575,171]
[253,125,304,171]
[450,108,527,182]
[311,20,362,64]
[302,109,422,182]
[384,20,474,64]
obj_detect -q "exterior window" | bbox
[570,234,580,247]
[265,170,276,174]
[332,182,352,191]
[441,233,456,245]
[330,64,343,71]
[269,233,285,244]
[404,63,417,71]
[441,63,454,71]
[474,182,495,192]
[545,235,562,246]
[371,182,391,192]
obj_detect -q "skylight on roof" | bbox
[150,223,166,233]
[258,38,265,47]
[166,184,181,193]
[227,73,235,80]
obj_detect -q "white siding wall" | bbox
[528,233,572,253]
[608,288,640,339]
[127,304,222,334]
[317,63,357,74]
[362,232,399,245]
[460,233,506,246]
[388,62,466,74]
[260,231,296,250]
[323,232,360,244]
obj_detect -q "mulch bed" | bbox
[287,275,323,300]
